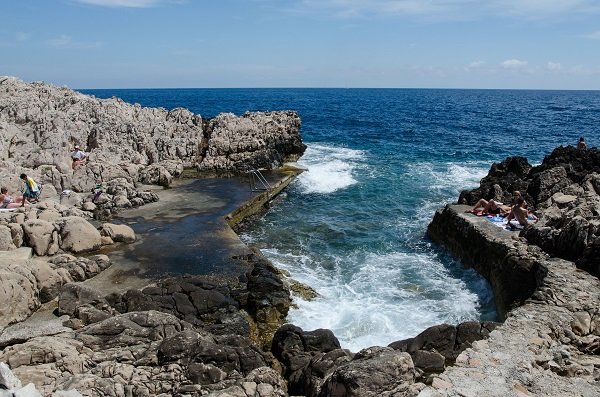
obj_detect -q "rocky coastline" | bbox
[1,77,599,397]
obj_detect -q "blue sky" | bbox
[2,0,600,89]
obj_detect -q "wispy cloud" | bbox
[501,59,528,69]
[280,0,600,20]
[48,34,103,49]
[580,30,600,40]
[547,61,562,71]
[73,0,170,8]
[491,0,600,16]
[466,60,485,70]
[16,32,31,42]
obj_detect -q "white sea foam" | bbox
[249,159,494,352]
[262,248,485,352]
[409,161,489,223]
[296,144,366,194]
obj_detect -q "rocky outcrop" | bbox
[0,77,305,186]
[458,146,600,275]
[199,112,305,173]
[0,251,293,396]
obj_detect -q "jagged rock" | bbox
[0,224,16,251]
[425,202,600,396]
[271,324,346,396]
[198,112,306,172]
[318,347,416,397]
[58,283,110,317]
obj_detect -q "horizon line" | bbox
[75,86,600,92]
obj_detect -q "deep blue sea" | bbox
[81,88,599,351]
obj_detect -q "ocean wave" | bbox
[296,143,366,194]
[261,248,488,352]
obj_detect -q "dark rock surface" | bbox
[457,145,600,274]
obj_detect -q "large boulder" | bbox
[54,216,102,253]
[318,347,418,397]
[99,223,135,243]
[22,219,58,256]
[0,263,38,332]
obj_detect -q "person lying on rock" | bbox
[71,145,88,169]
[0,187,30,208]
[20,173,40,205]
[506,197,537,228]
[467,197,510,216]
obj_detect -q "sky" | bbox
[1,0,600,89]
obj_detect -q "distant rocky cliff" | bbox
[0,76,306,194]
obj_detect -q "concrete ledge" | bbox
[225,170,301,228]
[428,204,544,319]
[422,204,600,396]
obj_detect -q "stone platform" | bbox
[421,204,600,397]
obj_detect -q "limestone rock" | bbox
[22,219,57,256]
[100,223,135,243]
[0,225,16,251]
[54,216,101,254]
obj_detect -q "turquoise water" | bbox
[82,88,600,350]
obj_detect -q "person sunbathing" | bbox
[506,197,537,228]
[467,197,510,215]
[0,187,30,209]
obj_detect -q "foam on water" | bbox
[249,158,495,351]
[264,248,487,352]
[296,144,365,194]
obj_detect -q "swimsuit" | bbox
[1,195,14,208]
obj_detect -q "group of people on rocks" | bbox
[465,137,591,230]
[466,191,537,229]
[0,174,39,209]
[0,145,87,209]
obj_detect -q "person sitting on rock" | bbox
[71,145,88,169]
[20,173,40,205]
[577,136,587,150]
[506,197,537,228]
[510,190,527,208]
[0,187,30,208]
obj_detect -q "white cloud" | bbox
[501,59,528,69]
[547,61,562,70]
[467,60,485,69]
[73,0,162,7]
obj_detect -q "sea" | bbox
[80,87,599,352]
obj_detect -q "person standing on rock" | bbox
[71,145,87,169]
[577,137,587,150]
[20,173,40,205]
